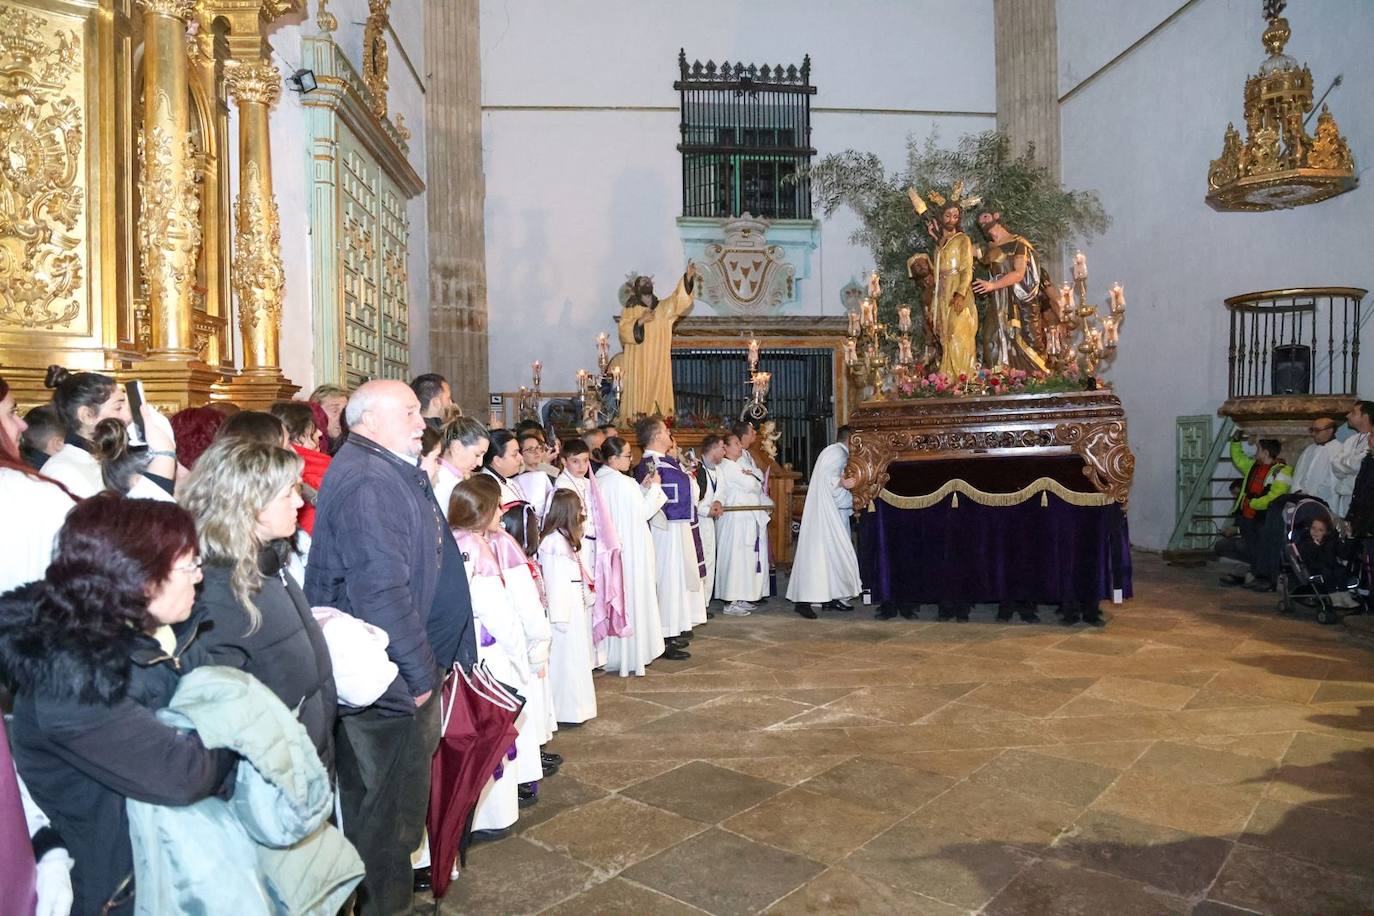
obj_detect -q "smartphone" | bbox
[125,379,147,446]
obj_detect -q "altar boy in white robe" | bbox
[787,426,862,619]
[633,418,706,648]
[715,432,773,615]
[694,434,726,608]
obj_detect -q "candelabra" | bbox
[1051,251,1126,378]
[843,272,914,398]
[517,360,542,422]
[740,337,773,421]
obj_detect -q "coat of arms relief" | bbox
[694,214,795,316]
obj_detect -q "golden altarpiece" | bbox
[0,0,419,408]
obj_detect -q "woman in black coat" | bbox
[0,494,235,914]
[179,437,337,772]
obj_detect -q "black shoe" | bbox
[1060,614,1081,626]
[542,760,560,778]
[707,611,716,619]
[1083,612,1106,627]
[898,605,917,620]
[1246,578,1275,593]
[794,603,818,619]
[1021,612,1042,624]
[468,827,511,845]
[996,611,1013,622]
[1220,574,1247,587]
[413,866,432,893]
[662,645,691,660]
[875,607,899,620]
[822,600,854,613]
[518,783,538,808]
[541,751,563,767]
[956,614,969,623]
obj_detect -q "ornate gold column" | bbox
[136,0,201,360]
[221,57,298,406]
[130,0,219,407]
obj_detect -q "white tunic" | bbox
[786,442,863,604]
[714,457,772,601]
[537,533,598,724]
[643,449,698,639]
[464,573,525,832]
[695,464,722,601]
[1331,432,1370,518]
[40,443,103,498]
[554,470,610,668]
[1291,439,1341,511]
[0,469,75,593]
[433,463,463,521]
[686,475,708,626]
[597,465,667,676]
[515,469,556,526]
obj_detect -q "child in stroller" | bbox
[1278,498,1364,624]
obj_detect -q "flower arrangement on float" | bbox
[893,363,1085,400]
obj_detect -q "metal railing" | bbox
[1225,287,1366,399]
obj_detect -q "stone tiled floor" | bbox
[429,553,1374,915]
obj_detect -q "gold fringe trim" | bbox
[877,477,1116,510]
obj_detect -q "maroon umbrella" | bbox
[427,661,524,899]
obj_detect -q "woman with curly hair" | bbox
[178,438,336,771]
[0,494,235,913]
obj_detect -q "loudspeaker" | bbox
[1272,344,1311,395]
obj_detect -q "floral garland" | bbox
[893,363,1089,399]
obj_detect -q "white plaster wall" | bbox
[1058,0,1374,549]
[261,2,430,394]
[480,0,996,394]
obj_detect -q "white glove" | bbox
[35,849,74,916]
[141,403,177,453]
[527,639,551,667]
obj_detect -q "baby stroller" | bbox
[1275,498,1365,624]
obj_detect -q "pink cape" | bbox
[580,471,630,643]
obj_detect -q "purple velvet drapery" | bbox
[859,492,1133,604]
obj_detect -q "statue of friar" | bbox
[616,261,696,420]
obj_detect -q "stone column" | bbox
[136,0,201,360]
[222,58,297,406]
[424,0,489,413]
[994,0,1061,179]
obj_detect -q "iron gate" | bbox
[672,347,833,478]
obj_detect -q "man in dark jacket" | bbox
[305,379,476,916]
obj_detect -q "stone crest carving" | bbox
[0,7,85,330]
[696,213,795,315]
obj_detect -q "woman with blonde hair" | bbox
[179,437,337,771]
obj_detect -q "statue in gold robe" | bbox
[926,205,977,378]
[616,262,696,420]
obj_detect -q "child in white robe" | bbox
[538,489,598,724]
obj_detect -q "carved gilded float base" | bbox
[846,390,1135,510]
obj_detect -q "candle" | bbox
[861,299,875,327]
[1061,283,1075,311]
[898,337,913,365]
[845,339,858,366]
[748,338,759,370]
[531,360,542,387]
[1111,282,1125,310]
[752,371,772,400]
[847,311,860,337]
[611,366,622,393]
[897,306,912,333]
[1072,250,1088,281]
[868,271,881,299]
[576,368,588,388]
[597,332,610,370]
[1102,316,1119,347]
[1046,326,1063,355]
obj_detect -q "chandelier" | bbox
[1206,0,1356,212]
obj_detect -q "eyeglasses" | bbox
[1310,426,1334,433]
[173,557,203,575]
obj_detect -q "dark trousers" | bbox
[1216,515,1264,568]
[336,690,442,916]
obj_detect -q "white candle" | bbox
[845,339,858,366]
[898,337,913,365]
[576,368,588,388]
[611,366,622,392]
[597,332,610,370]
[752,371,772,400]
[897,306,912,333]
[1061,283,1075,311]
[532,360,542,387]
[848,311,860,337]
[748,338,759,370]
[1111,282,1125,309]
[1073,250,1088,281]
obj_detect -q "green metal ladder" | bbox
[1165,416,1239,564]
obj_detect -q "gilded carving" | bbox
[1054,420,1136,509]
[1309,106,1354,171]
[362,0,390,121]
[316,0,338,32]
[846,390,1135,510]
[138,89,204,320]
[224,60,282,107]
[135,0,196,18]
[231,161,285,332]
[0,7,85,330]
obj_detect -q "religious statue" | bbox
[905,252,938,366]
[616,261,697,420]
[971,210,1050,373]
[909,188,977,378]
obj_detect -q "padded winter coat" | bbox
[127,666,363,915]
[194,543,337,773]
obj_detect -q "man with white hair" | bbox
[305,379,476,914]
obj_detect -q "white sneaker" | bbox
[737,600,759,610]
[723,602,753,616]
